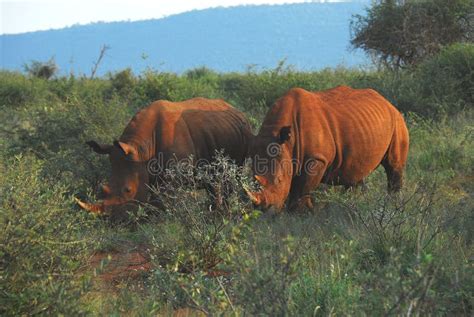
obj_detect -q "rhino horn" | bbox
[254,175,268,187]
[74,197,105,214]
[243,185,262,205]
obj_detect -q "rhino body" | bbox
[246,86,409,212]
[78,97,252,214]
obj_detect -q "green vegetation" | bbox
[1,44,473,315]
[23,58,59,80]
[350,0,473,68]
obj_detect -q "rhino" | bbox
[76,97,252,215]
[245,86,409,212]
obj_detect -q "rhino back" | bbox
[313,87,400,183]
[180,107,251,163]
[121,98,251,164]
[263,86,406,184]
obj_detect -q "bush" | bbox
[415,43,474,114]
[0,155,97,315]
[134,69,220,108]
[24,58,59,80]
[137,154,255,314]
[1,91,132,193]
[109,68,137,99]
[0,71,53,108]
[352,69,423,113]
[148,153,253,272]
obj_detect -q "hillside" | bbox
[0,2,369,75]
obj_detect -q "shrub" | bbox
[0,155,97,315]
[148,152,253,272]
[352,69,423,113]
[1,94,132,194]
[351,43,473,117]
[184,66,218,81]
[0,71,53,108]
[137,154,256,314]
[23,57,59,80]
[133,70,221,106]
[109,68,136,99]
[415,43,474,114]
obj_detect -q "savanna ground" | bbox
[1,44,473,315]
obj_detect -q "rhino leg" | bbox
[382,163,404,192]
[381,140,407,193]
[287,160,327,212]
[382,114,409,193]
[288,195,314,212]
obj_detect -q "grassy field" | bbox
[1,45,473,315]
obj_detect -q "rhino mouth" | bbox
[243,179,288,212]
[243,185,265,206]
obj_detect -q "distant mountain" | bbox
[0,2,370,76]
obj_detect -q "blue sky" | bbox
[1,0,353,34]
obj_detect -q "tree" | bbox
[350,0,474,69]
[23,57,58,79]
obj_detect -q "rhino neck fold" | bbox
[292,109,303,177]
[120,129,157,162]
[119,105,160,162]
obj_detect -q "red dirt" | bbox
[88,243,231,290]
[89,246,152,283]
[86,244,229,315]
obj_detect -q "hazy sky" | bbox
[1,0,351,34]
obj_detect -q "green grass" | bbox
[0,59,473,315]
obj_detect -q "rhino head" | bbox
[75,140,150,215]
[244,126,294,213]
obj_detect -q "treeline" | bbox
[2,43,473,119]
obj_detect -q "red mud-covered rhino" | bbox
[245,86,409,212]
[76,98,252,215]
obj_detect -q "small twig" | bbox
[217,276,235,313]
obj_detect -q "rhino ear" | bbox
[279,126,291,144]
[86,141,112,154]
[113,140,137,157]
